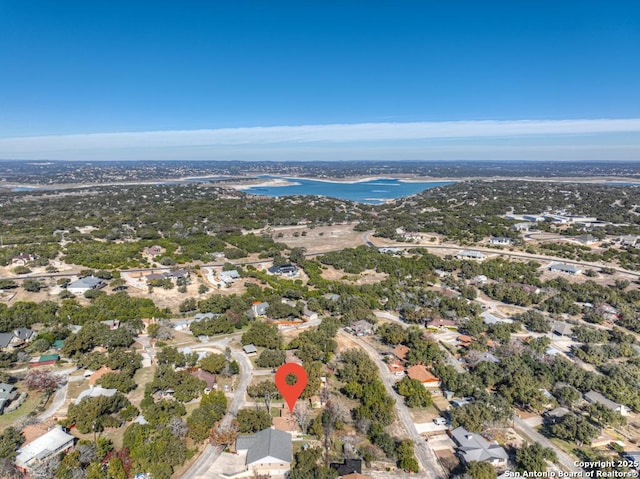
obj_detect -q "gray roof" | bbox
[456,250,486,259]
[242,344,258,354]
[15,428,75,468]
[67,276,104,290]
[549,262,581,274]
[74,386,117,405]
[220,270,240,279]
[14,328,34,341]
[552,321,573,336]
[451,427,508,464]
[546,407,571,418]
[0,333,13,348]
[584,390,624,412]
[236,428,292,465]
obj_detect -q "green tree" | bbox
[199,353,227,374]
[465,461,496,479]
[0,427,25,460]
[236,408,272,433]
[516,443,558,473]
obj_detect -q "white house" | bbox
[15,427,75,474]
[455,250,486,260]
[548,262,582,275]
[67,276,106,295]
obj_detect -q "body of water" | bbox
[243,176,454,204]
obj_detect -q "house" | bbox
[0,333,14,350]
[74,386,117,405]
[220,270,241,285]
[194,312,215,321]
[472,275,488,285]
[303,307,318,322]
[0,383,18,413]
[619,235,640,247]
[378,247,403,255]
[15,427,75,474]
[392,345,410,361]
[29,354,59,368]
[387,359,405,376]
[142,245,165,257]
[575,234,597,245]
[272,406,301,434]
[351,320,374,336]
[407,364,441,388]
[481,311,513,325]
[11,253,38,266]
[584,390,629,416]
[330,459,363,476]
[267,264,299,277]
[428,318,458,329]
[235,428,292,477]
[323,293,340,301]
[544,407,571,424]
[252,301,269,317]
[450,426,508,467]
[513,222,535,231]
[342,474,373,479]
[67,276,106,294]
[457,335,475,348]
[190,369,217,390]
[170,269,190,280]
[455,250,486,260]
[552,321,573,337]
[0,328,36,350]
[100,320,120,330]
[548,262,582,275]
[488,237,513,245]
[243,344,258,355]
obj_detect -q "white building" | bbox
[15,427,75,474]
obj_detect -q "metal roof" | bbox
[236,428,292,465]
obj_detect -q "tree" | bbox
[396,439,419,472]
[106,457,127,479]
[255,349,286,368]
[0,427,25,461]
[188,390,227,442]
[236,408,272,433]
[516,442,557,473]
[199,353,228,374]
[395,377,433,408]
[547,413,599,445]
[23,369,62,397]
[241,322,281,349]
[289,447,338,479]
[293,402,312,434]
[465,461,496,479]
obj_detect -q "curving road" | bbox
[181,337,253,479]
[338,330,446,479]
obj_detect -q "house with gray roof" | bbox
[252,301,269,317]
[548,262,582,275]
[450,426,508,467]
[236,428,292,477]
[584,390,629,416]
[0,383,18,413]
[0,333,14,350]
[455,250,487,260]
[74,386,117,405]
[67,276,106,294]
[552,321,573,337]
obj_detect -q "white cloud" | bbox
[1,118,639,160]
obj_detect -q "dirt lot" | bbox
[321,265,388,285]
[266,223,366,254]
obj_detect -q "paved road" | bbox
[37,367,78,421]
[181,338,253,479]
[513,416,582,474]
[338,330,446,479]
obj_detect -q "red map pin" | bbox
[275,363,308,412]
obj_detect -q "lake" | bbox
[243,176,455,204]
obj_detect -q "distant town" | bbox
[0,161,640,479]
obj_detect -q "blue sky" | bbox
[1,1,639,161]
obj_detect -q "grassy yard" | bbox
[0,391,42,430]
[128,365,156,407]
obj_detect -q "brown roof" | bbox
[342,474,373,479]
[392,345,410,361]
[190,369,217,389]
[407,364,440,384]
[457,334,474,344]
[387,359,405,373]
[89,366,115,386]
[429,318,458,328]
